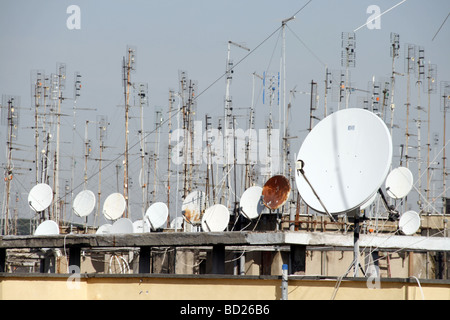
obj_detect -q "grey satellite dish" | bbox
[385,167,414,199]
[201,204,230,232]
[182,190,206,224]
[398,210,421,235]
[133,219,150,233]
[73,190,96,218]
[295,108,392,215]
[240,186,264,219]
[111,218,134,234]
[96,223,112,235]
[34,220,59,235]
[103,193,126,221]
[28,183,53,212]
[145,202,168,230]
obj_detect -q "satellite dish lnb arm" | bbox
[377,188,399,221]
[296,160,337,223]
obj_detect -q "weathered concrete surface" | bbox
[1,231,449,251]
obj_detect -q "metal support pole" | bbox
[290,244,306,275]
[212,244,225,274]
[68,246,81,271]
[0,248,6,272]
[281,264,288,300]
[139,246,151,273]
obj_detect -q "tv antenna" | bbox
[414,46,425,211]
[223,41,250,209]
[122,45,136,218]
[404,43,416,171]
[51,62,67,224]
[389,33,401,137]
[341,32,356,109]
[136,82,148,220]
[1,95,21,234]
[93,115,109,227]
[440,81,450,214]
[425,63,437,208]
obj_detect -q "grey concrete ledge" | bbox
[1,231,449,252]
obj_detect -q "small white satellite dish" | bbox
[132,219,150,233]
[34,220,59,235]
[170,216,184,229]
[103,193,126,221]
[96,223,112,235]
[398,210,421,235]
[145,202,169,230]
[73,190,96,217]
[182,190,206,224]
[240,186,264,219]
[385,167,414,199]
[28,183,53,212]
[295,108,392,215]
[201,204,230,232]
[110,218,134,234]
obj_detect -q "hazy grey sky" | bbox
[0,0,449,226]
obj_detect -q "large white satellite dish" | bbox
[240,186,264,219]
[385,167,414,199]
[103,193,126,221]
[28,183,53,212]
[145,202,169,230]
[398,210,421,235]
[73,190,96,218]
[295,108,393,215]
[182,190,206,224]
[34,220,59,235]
[110,218,134,234]
[201,204,230,232]
[96,223,112,235]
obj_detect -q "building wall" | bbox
[1,274,449,300]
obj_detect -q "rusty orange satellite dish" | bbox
[262,175,291,211]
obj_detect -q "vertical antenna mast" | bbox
[324,67,330,117]
[389,33,400,137]
[122,45,136,218]
[152,109,163,203]
[281,16,295,177]
[137,82,148,220]
[54,62,66,224]
[425,63,437,210]
[32,71,44,185]
[404,44,416,170]
[341,32,356,109]
[224,41,250,208]
[2,95,20,235]
[95,115,108,227]
[415,46,425,212]
[167,90,174,227]
[441,81,450,215]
